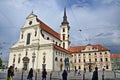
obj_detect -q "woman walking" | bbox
[27,68,33,80]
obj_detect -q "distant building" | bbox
[110,54,120,70]
[8,8,112,71]
[69,44,112,71]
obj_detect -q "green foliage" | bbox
[0,58,2,67]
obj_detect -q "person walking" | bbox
[7,66,14,80]
[62,69,68,80]
[27,68,33,80]
[77,69,81,76]
[92,67,98,80]
[42,69,47,80]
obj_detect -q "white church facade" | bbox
[8,8,112,71]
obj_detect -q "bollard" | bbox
[35,72,37,80]
[21,71,23,80]
[83,72,85,80]
[102,74,104,80]
[50,72,52,80]
[114,71,116,79]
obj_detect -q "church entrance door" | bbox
[22,57,30,71]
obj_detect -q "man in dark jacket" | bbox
[92,67,98,80]
[42,69,47,80]
[62,69,68,80]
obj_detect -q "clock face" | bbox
[29,21,32,25]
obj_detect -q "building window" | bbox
[21,34,23,39]
[63,42,65,48]
[18,57,20,63]
[89,53,91,55]
[83,54,85,56]
[55,57,58,61]
[100,58,103,62]
[13,57,15,63]
[60,58,62,62]
[35,30,37,37]
[29,21,32,25]
[63,28,65,32]
[79,59,81,63]
[89,59,91,62]
[79,66,81,69]
[47,37,49,40]
[56,42,58,45]
[95,53,96,55]
[79,54,80,56]
[95,58,97,62]
[84,59,85,62]
[100,52,102,55]
[63,34,65,40]
[106,65,109,69]
[105,58,108,61]
[105,52,107,54]
[74,59,76,63]
[26,33,31,45]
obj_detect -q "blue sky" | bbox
[0,0,120,60]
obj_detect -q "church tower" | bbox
[60,7,70,50]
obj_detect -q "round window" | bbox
[29,21,32,25]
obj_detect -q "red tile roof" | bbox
[54,45,71,54]
[110,54,120,58]
[36,18,60,40]
[69,44,109,53]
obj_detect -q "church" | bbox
[8,8,112,71]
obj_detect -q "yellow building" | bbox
[69,44,112,71]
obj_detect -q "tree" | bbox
[0,58,2,68]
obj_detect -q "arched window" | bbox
[21,34,23,39]
[26,33,31,45]
[63,28,65,32]
[55,57,58,61]
[35,30,37,37]
[18,57,20,63]
[63,42,65,48]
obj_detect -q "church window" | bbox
[100,52,102,55]
[47,37,49,40]
[84,59,85,62]
[63,28,65,32]
[89,59,91,62]
[100,58,103,62]
[60,58,62,62]
[21,34,23,39]
[13,57,15,63]
[55,57,58,61]
[18,57,20,63]
[35,30,37,37]
[74,59,76,63]
[63,42,65,48]
[79,59,81,63]
[26,51,28,56]
[63,34,65,40]
[26,33,31,45]
[29,21,32,25]
[56,42,57,45]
